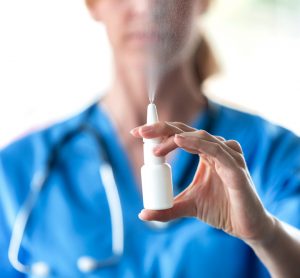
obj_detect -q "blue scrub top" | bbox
[1,100,300,278]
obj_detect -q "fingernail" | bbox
[138,211,145,221]
[130,128,138,135]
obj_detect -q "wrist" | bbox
[245,213,278,249]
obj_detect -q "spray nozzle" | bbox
[143,103,161,144]
[147,103,159,124]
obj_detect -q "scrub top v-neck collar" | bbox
[168,100,218,195]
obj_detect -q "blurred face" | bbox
[86,0,204,72]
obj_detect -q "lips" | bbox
[127,31,162,42]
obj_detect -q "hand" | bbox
[130,121,275,243]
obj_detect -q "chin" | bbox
[118,48,146,66]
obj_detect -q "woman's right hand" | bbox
[130,121,274,244]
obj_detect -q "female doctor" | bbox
[1,0,300,277]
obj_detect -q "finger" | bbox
[130,122,183,139]
[149,124,197,155]
[130,127,141,138]
[174,133,235,168]
[153,136,177,156]
[224,140,246,167]
[177,131,230,156]
[138,198,196,222]
[195,131,243,159]
[216,136,226,141]
[168,122,197,133]
[154,131,225,156]
[154,135,203,156]
[225,140,243,154]
[130,121,196,139]
[195,130,228,145]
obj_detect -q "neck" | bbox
[100,57,207,141]
[153,62,207,123]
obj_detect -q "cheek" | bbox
[105,22,122,49]
[100,4,127,51]
[103,20,123,50]
[149,0,197,62]
[164,0,197,44]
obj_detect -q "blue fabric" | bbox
[1,100,299,277]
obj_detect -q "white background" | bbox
[0,0,299,148]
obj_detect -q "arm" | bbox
[246,218,300,278]
[131,122,300,278]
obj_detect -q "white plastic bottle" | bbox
[141,103,174,210]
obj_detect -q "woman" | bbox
[1,0,300,277]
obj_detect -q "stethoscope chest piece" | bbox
[31,262,50,277]
[77,256,98,273]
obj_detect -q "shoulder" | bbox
[1,103,92,172]
[213,101,282,137]
[213,101,300,162]
[0,103,95,224]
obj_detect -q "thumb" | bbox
[138,197,196,222]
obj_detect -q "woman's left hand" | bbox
[130,121,275,243]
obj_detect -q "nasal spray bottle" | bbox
[141,102,174,210]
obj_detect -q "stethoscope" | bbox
[7,99,218,277]
[8,122,124,277]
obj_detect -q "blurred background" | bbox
[0,0,299,148]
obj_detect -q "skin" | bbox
[85,0,300,277]
[130,122,300,277]
[86,0,207,183]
